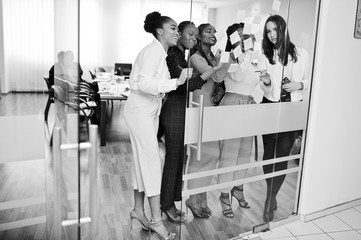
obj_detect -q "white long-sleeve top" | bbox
[129,39,177,95]
[258,46,310,102]
[224,55,260,96]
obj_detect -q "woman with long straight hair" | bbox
[258,14,309,222]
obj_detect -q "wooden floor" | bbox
[0,93,299,240]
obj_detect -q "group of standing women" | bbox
[124,10,309,239]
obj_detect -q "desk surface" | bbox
[96,78,129,146]
[96,78,130,100]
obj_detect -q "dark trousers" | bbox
[261,97,301,197]
[159,94,187,209]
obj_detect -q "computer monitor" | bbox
[114,63,132,76]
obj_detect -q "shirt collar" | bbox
[153,39,167,56]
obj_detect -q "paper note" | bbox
[220,52,230,63]
[184,49,189,61]
[211,45,220,56]
[215,29,226,43]
[253,15,263,24]
[243,23,253,34]
[272,0,281,12]
[236,10,247,22]
[244,17,253,24]
[217,36,228,53]
[254,30,263,42]
[253,41,262,51]
[230,31,241,45]
[251,50,260,62]
[228,63,239,73]
[243,38,253,50]
[233,45,242,59]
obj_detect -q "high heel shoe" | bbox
[148,218,176,240]
[161,206,185,223]
[219,193,234,218]
[231,186,250,209]
[185,199,209,218]
[129,209,149,230]
[200,192,212,216]
[262,195,277,222]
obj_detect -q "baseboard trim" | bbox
[300,198,361,222]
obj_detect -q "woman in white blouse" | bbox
[124,11,190,240]
[216,23,265,218]
[258,14,309,222]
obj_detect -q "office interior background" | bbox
[0,0,361,239]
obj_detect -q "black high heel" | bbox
[200,192,212,216]
[263,195,277,222]
[129,209,149,230]
[231,186,250,209]
[148,218,176,240]
[161,206,185,223]
[219,193,234,218]
[185,199,209,218]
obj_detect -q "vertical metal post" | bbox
[197,95,204,161]
[89,124,98,239]
[52,127,63,240]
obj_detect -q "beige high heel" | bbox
[148,218,176,240]
[129,209,149,230]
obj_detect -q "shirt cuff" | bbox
[158,78,177,93]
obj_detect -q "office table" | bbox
[96,78,129,146]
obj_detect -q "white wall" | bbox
[0,0,5,93]
[299,0,361,215]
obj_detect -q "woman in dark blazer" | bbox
[159,21,221,223]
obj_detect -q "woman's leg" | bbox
[231,136,253,208]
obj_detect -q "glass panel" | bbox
[0,0,50,238]
[47,0,84,239]
[183,0,318,238]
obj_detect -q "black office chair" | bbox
[94,67,106,73]
[44,76,54,123]
[89,70,96,80]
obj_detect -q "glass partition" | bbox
[182,0,318,238]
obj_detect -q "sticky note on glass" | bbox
[272,0,281,12]
[254,30,263,42]
[220,52,230,63]
[233,45,242,59]
[251,50,260,61]
[254,41,262,51]
[215,30,226,43]
[253,15,263,24]
[243,23,253,34]
[184,49,189,60]
[217,36,228,53]
[243,38,253,50]
[228,63,239,73]
[236,10,247,22]
[230,31,241,45]
[211,45,219,56]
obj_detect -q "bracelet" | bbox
[263,81,271,87]
[299,82,304,90]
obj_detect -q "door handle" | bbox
[188,92,204,161]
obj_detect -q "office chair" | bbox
[89,70,96,80]
[44,76,54,123]
[94,67,106,73]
